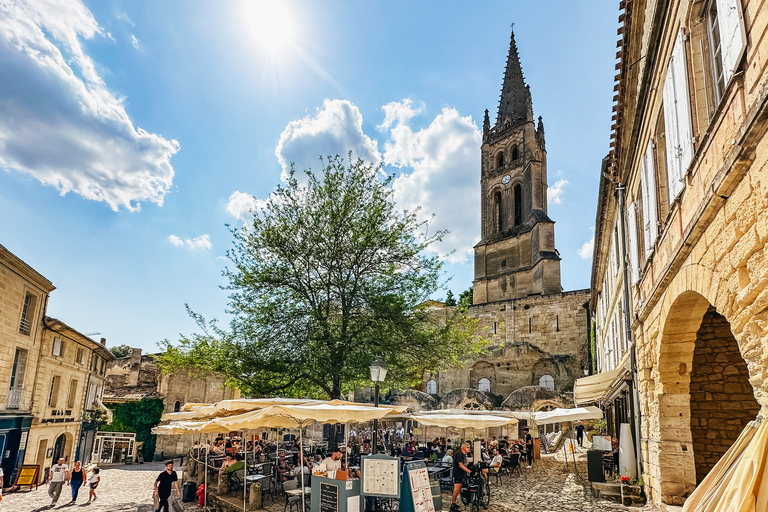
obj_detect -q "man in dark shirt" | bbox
[523,428,533,468]
[154,461,181,512]
[450,442,471,512]
[575,421,586,447]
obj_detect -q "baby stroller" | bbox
[460,466,490,512]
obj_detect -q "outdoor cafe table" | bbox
[286,487,311,497]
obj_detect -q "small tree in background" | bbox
[110,344,133,359]
[444,290,457,307]
[459,286,474,310]
[160,155,485,406]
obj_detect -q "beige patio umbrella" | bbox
[410,412,518,430]
[160,404,219,422]
[682,418,768,512]
[214,403,405,512]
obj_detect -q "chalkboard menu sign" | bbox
[320,482,339,512]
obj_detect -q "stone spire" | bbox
[496,29,532,127]
[483,109,490,140]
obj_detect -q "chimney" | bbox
[100,338,106,346]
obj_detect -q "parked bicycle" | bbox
[460,466,490,512]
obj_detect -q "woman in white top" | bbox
[87,467,100,504]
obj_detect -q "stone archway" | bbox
[689,307,759,483]
[653,291,760,505]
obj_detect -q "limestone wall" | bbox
[433,289,589,399]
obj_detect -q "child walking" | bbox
[87,467,100,504]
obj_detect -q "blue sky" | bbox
[0,1,618,353]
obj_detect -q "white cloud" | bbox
[578,230,595,260]
[275,99,381,181]
[377,99,423,131]
[0,0,179,211]
[226,190,268,224]
[385,102,482,264]
[168,234,212,250]
[548,178,569,205]
[130,34,138,49]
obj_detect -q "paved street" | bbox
[3,455,661,512]
[1,462,177,512]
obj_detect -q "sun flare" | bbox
[241,1,296,56]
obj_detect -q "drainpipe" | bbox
[616,183,644,481]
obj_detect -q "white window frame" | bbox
[52,337,62,357]
[426,379,437,395]
[539,375,555,390]
[478,378,491,393]
[715,0,746,87]
[641,140,659,256]
[663,28,694,202]
[627,201,640,284]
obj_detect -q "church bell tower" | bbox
[473,30,562,304]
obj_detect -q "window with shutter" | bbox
[52,337,62,357]
[715,0,746,83]
[641,140,659,256]
[628,202,640,284]
[663,28,694,202]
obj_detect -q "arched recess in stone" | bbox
[470,361,496,392]
[654,290,760,505]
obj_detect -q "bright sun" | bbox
[242,1,296,56]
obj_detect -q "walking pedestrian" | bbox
[87,467,100,504]
[68,461,86,504]
[48,457,69,505]
[575,421,585,448]
[523,428,533,468]
[154,460,181,512]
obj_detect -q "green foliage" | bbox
[110,344,133,359]
[84,407,108,430]
[458,287,473,310]
[101,398,164,461]
[159,155,486,402]
[444,290,457,307]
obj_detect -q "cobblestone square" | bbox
[1,462,173,512]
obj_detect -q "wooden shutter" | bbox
[663,28,693,201]
[627,202,640,285]
[641,140,659,256]
[716,0,746,82]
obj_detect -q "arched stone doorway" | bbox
[655,292,760,505]
[52,433,67,461]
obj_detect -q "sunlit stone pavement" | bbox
[3,455,666,512]
[1,462,178,512]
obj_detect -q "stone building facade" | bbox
[104,349,237,458]
[25,318,114,480]
[589,0,768,506]
[0,243,114,485]
[426,31,590,413]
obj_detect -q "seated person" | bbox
[277,452,294,481]
[221,454,236,470]
[213,441,225,456]
[442,449,453,465]
[361,440,371,454]
[223,454,245,473]
[487,449,503,477]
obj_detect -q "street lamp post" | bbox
[369,357,388,455]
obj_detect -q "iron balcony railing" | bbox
[7,387,23,409]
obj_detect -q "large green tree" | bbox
[160,155,483,399]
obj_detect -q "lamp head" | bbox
[369,357,388,383]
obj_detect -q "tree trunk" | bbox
[327,380,342,451]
